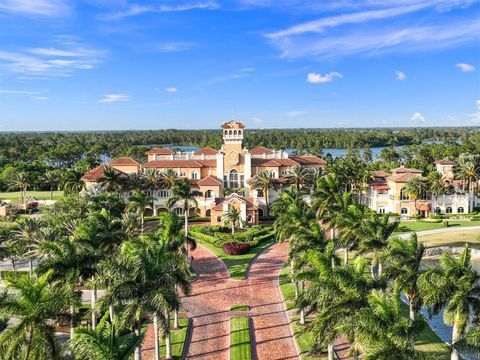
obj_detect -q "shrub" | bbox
[471,216,480,221]
[223,243,251,255]
[0,270,29,280]
[442,220,449,228]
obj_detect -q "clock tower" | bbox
[220,120,248,190]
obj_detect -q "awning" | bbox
[416,203,430,211]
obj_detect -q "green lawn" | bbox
[394,220,480,234]
[195,237,274,280]
[0,190,64,204]
[279,263,296,310]
[230,316,251,360]
[230,304,249,312]
[417,228,480,248]
[160,317,190,359]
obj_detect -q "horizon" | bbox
[0,1,479,131]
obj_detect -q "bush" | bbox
[223,243,251,255]
[189,216,210,222]
[442,220,449,228]
[0,270,29,280]
[259,215,276,221]
[471,216,480,221]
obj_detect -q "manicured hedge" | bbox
[223,243,251,255]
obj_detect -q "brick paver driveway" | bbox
[142,241,299,360]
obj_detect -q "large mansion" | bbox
[82,120,479,223]
[81,120,326,225]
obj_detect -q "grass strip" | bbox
[230,304,249,311]
[160,317,190,359]
[230,316,251,360]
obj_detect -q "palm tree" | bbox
[339,290,428,360]
[223,206,242,234]
[100,236,191,360]
[62,169,85,195]
[12,217,42,274]
[0,271,74,360]
[428,171,446,204]
[384,234,425,321]
[454,325,480,358]
[356,211,399,277]
[43,171,59,200]
[252,171,275,216]
[127,190,154,233]
[143,168,164,191]
[70,311,144,360]
[166,178,201,259]
[419,245,480,360]
[100,167,124,192]
[307,166,323,192]
[456,154,480,193]
[335,193,364,265]
[9,172,30,204]
[311,173,342,240]
[404,177,427,216]
[125,172,144,191]
[285,164,311,191]
[161,168,178,189]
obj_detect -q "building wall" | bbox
[109,164,139,174]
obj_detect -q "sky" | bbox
[0,0,479,131]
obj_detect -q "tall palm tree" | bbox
[9,172,30,204]
[223,206,242,234]
[12,217,42,274]
[404,177,427,216]
[70,311,144,360]
[252,171,275,216]
[335,193,364,265]
[0,271,74,360]
[43,171,60,200]
[125,172,144,192]
[285,164,311,191]
[428,171,446,204]
[127,190,154,233]
[419,245,480,360]
[101,236,191,360]
[166,178,201,259]
[307,166,323,192]
[456,154,480,193]
[100,167,124,192]
[384,234,425,321]
[311,173,342,240]
[62,169,85,195]
[339,290,428,360]
[161,168,178,189]
[143,168,164,191]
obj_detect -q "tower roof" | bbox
[221,120,245,129]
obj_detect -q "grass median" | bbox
[230,316,251,360]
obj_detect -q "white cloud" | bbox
[166,87,178,93]
[0,89,41,95]
[153,42,195,53]
[456,63,476,72]
[410,112,425,123]
[99,94,129,103]
[469,99,480,123]
[266,1,480,59]
[307,72,342,83]
[104,1,219,20]
[33,96,48,100]
[0,41,103,78]
[207,68,254,85]
[395,70,406,80]
[0,0,69,17]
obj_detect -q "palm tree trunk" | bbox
[370,262,376,278]
[378,262,383,277]
[344,247,348,265]
[134,317,142,360]
[141,214,144,233]
[330,228,334,240]
[451,319,460,360]
[50,187,53,201]
[11,258,16,271]
[409,300,415,322]
[165,310,172,360]
[24,324,33,360]
[153,313,160,360]
[184,210,189,259]
[109,303,114,323]
[174,284,179,329]
[70,304,75,340]
[290,259,299,299]
[28,258,33,275]
[328,343,334,360]
[91,282,97,330]
[265,188,270,216]
[232,224,235,234]
[299,280,305,325]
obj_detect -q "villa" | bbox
[367,160,478,217]
[81,120,326,225]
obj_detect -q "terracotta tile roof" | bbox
[370,183,390,190]
[81,164,108,182]
[109,157,140,166]
[145,147,174,155]
[194,147,218,155]
[387,173,426,183]
[212,195,258,211]
[290,156,326,165]
[416,203,430,211]
[391,166,423,174]
[196,160,217,167]
[144,160,203,168]
[249,146,274,155]
[251,158,270,166]
[372,170,391,178]
[221,120,245,129]
[197,176,222,186]
[436,160,456,165]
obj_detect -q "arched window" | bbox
[401,207,408,215]
[224,130,227,136]
[191,171,198,180]
[378,208,385,214]
[435,207,441,214]
[400,188,409,200]
[206,209,211,217]
[446,207,452,214]
[217,216,222,223]
[258,208,264,217]
[458,207,464,213]
[174,208,184,216]
[229,169,239,189]
[269,170,276,178]
[239,130,242,136]
[233,130,237,136]
[256,189,264,197]
[247,214,253,223]
[205,189,214,199]
[229,130,233,136]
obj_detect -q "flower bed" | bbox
[223,243,251,255]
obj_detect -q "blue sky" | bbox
[0,0,479,131]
